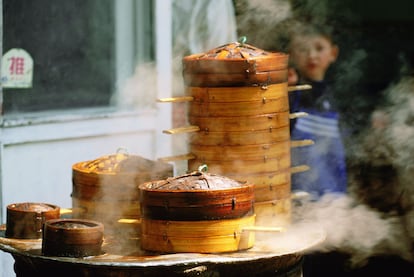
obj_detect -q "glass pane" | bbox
[3,0,115,114]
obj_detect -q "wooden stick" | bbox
[289,112,308,119]
[157,96,194,103]
[59,207,86,215]
[242,226,285,232]
[163,125,200,134]
[158,153,196,162]
[291,165,310,174]
[118,219,141,224]
[288,84,312,92]
[291,139,315,148]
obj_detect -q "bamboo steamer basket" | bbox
[224,170,291,202]
[189,112,290,132]
[188,154,290,175]
[139,171,257,253]
[71,151,173,234]
[189,126,290,146]
[188,96,289,117]
[42,219,104,257]
[5,202,60,239]
[140,216,256,253]
[139,171,254,221]
[182,42,289,87]
[188,83,288,102]
[190,141,290,161]
[226,169,291,186]
[254,199,292,228]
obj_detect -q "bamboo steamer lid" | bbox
[139,170,255,221]
[182,42,289,87]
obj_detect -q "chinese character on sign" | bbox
[9,57,25,75]
[1,48,33,88]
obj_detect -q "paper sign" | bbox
[1,48,33,88]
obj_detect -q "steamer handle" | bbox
[198,164,208,173]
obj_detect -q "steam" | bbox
[292,194,412,266]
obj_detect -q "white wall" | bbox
[0,1,173,276]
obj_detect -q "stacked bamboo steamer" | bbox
[161,42,308,228]
[71,150,173,237]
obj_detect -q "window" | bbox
[2,0,154,117]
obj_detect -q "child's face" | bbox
[289,34,338,81]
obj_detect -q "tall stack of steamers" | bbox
[162,42,310,227]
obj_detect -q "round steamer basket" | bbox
[254,199,292,229]
[187,83,288,103]
[189,112,290,132]
[139,173,255,221]
[71,151,172,235]
[225,170,292,203]
[182,42,289,87]
[140,215,256,253]
[5,202,60,239]
[254,182,291,202]
[42,219,104,258]
[183,69,288,87]
[189,126,290,146]
[190,141,291,161]
[188,97,289,117]
[188,154,291,175]
[139,171,258,253]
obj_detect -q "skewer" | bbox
[288,84,312,92]
[291,165,310,174]
[59,207,86,215]
[158,153,196,162]
[289,112,308,119]
[163,125,200,134]
[291,139,314,148]
[242,226,285,232]
[158,85,311,103]
[118,219,141,224]
[157,96,194,103]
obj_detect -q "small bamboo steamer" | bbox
[189,112,290,132]
[42,219,104,257]
[140,215,256,253]
[5,203,60,239]
[189,127,290,146]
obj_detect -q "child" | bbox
[288,22,347,199]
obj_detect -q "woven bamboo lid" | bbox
[182,42,288,87]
